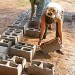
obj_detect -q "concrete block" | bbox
[0,35,9,39]
[27,60,54,75]
[8,56,26,69]
[26,28,40,38]
[40,38,61,53]
[12,29,23,42]
[14,29,23,37]
[0,60,22,75]
[25,43,36,56]
[27,60,43,75]
[2,28,15,36]
[0,46,8,60]
[43,62,54,75]
[16,42,36,56]
[23,21,29,35]
[8,22,28,35]
[9,45,33,62]
[11,33,21,42]
[0,46,8,54]
[6,36,18,45]
[0,53,7,60]
[0,39,12,51]
[7,28,16,31]
[0,35,17,45]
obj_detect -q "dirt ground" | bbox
[0,0,75,75]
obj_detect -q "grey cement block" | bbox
[23,21,29,35]
[26,28,40,38]
[0,39,12,51]
[0,46,8,60]
[2,28,14,36]
[14,29,23,37]
[16,42,36,56]
[12,29,23,42]
[40,38,61,53]
[25,43,36,56]
[43,62,54,75]
[0,53,7,60]
[9,45,33,62]
[27,60,54,75]
[6,36,18,45]
[27,60,43,75]
[0,46,8,54]
[8,21,29,35]
[0,35,9,39]
[11,33,21,42]
[0,60,22,75]
[8,56,26,69]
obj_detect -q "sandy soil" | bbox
[0,0,75,75]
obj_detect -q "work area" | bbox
[0,0,75,75]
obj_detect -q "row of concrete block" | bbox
[27,60,54,75]
[2,28,23,42]
[8,9,31,35]
[0,56,26,75]
[8,42,37,62]
[0,38,37,62]
[0,28,24,46]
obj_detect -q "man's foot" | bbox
[56,50,64,55]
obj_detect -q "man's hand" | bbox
[38,39,42,46]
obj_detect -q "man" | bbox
[30,0,51,29]
[38,2,64,54]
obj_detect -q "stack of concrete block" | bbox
[26,28,40,38]
[0,39,12,52]
[9,45,32,62]
[8,56,26,69]
[0,60,22,75]
[27,60,54,75]
[0,46,8,60]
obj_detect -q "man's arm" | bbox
[57,19,63,44]
[38,13,46,45]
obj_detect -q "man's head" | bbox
[45,2,64,21]
[46,7,58,19]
